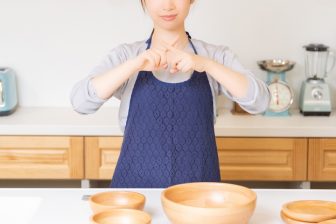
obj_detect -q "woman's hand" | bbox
[134,47,168,72]
[164,44,209,74]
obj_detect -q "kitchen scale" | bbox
[299,43,335,116]
[258,59,295,116]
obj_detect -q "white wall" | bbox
[1,0,336,108]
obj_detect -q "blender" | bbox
[299,43,336,116]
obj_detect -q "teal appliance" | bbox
[258,59,295,116]
[299,44,335,116]
[0,67,18,116]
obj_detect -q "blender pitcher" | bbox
[304,43,336,79]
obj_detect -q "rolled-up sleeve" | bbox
[70,45,127,114]
[214,47,270,114]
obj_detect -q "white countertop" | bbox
[1,188,336,224]
[1,107,336,137]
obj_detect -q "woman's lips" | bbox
[160,14,177,21]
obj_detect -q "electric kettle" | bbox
[0,67,18,115]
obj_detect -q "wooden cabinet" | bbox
[216,138,308,181]
[0,136,84,179]
[84,137,308,181]
[308,138,336,181]
[1,136,335,182]
[85,137,122,180]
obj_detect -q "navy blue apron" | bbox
[110,31,220,188]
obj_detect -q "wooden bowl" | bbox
[89,191,146,214]
[319,220,336,224]
[90,209,151,224]
[161,182,257,224]
[282,200,336,223]
[281,211,317,224]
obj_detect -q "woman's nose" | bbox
[162,0,175,11]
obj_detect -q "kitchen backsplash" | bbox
[0,0,335,109]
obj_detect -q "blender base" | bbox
[300,110,331,116]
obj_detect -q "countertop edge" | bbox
[0,107,336,137]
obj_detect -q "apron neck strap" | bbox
[145,29,198,54]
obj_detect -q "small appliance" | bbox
[0,67,18,116]
[299,44,335,116]
[258,59,295,116]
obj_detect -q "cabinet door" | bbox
[85,137,122,180]
[0,136,84,179]
[217,138,308,181]
[309,138,336,181]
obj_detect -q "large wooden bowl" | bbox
[161,182,257,224]
[90,209,151,224]
[89,191,145,214]
[319,220,336,224]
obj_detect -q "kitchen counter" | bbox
[1,188,336,224]
[1,107,336,137]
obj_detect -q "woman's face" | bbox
[144,0,193,30]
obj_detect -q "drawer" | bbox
[309,138,336,181]
[85,137,122,180]
[0,136,84,179]
[217,138,308,181]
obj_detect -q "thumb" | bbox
[159,39,179,53]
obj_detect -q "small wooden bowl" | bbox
[281,211,317,224]
[90,209,151,224]
[282,200,336,223]
[89,191,146,214]
[161,182,257,224]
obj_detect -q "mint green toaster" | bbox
[0,67,18,116]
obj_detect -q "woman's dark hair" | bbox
[140,0,145,11]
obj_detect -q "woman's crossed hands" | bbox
[135,40,207,74]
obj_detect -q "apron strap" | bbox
[145,29,198,54]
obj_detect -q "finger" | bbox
[176,59,189,70]
[153,48,167,68]
[181,63,193,73]
[177,58,194,73]
[151,50,160,70]
[170,67,179,74]
[148,50,161,69]
[170,61,181,74]
[143,54,157,70]
[175,61,190,73]
[167,44,179,53]
[154,43,169,52]
[160,40,179,53]
[171,37,180,48]
[160,54,168,69]
[171,55,182,67]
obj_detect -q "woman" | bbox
[71,0,270,188]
